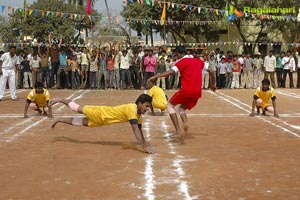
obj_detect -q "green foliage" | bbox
[121,0,229,43]
[0,0,100,44]
[121,0,300,49]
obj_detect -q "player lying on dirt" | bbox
[49,94,154,154]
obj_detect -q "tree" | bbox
[121,0,227,45]
[228,0,300,53]
[0,0,100,45]
[121,0,300,53]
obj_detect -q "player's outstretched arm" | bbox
[147,69,174,86]
[131,124,154,154]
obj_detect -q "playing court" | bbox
[0,88,300,200]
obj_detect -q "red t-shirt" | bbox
[174,57,204,96]
[170,57,204,109]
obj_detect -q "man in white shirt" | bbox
[264,50,276,88]
[0,46,20,101]
[281,50,295,88]
[120,50,133,89]
[253,52,264,88]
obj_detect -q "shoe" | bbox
[12,98,18,101]
[0,99,2,101]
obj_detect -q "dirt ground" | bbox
[0,88,300,200]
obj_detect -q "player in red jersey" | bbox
[147,46,216,139]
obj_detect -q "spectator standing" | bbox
[156,57,166,90]
[264,50,277,88]
[282,50,295,88]
[143,49,157,88]
[276,51,285,88]
[89,50,98,89]
[70,55,80,89]
[30,53,40,87]
[241,53,253,89]
[130,52,142,89]
[113,50,120,90]
[48,35,61,88]
[0,46,20,101]
[22,55,32,89]
[80,47,89,88]
[120,50,133,90]
[107,54,115,89]
[253,52,264,88]
[217,57,227,89]
[38,45,50,88]
[57,47,70,89]
[202,55,210,89]
[231,56,241,89]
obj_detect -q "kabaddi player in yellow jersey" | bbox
[49,94,154,154]
[147,79,168,115]
[24,82,52,118]
[249,79,279,117]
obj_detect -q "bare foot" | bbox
[183,123,189,137]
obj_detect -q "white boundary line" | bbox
[210,91,300,137]
[142,120,155,200]
[141,119,197,200]
[276,90,300,98]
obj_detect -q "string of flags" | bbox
[125,0,300,22]
[1,2,300,26]
[0,4,121,23]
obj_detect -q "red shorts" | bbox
[169,90,201,110]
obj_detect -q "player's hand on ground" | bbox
[249,112,255,117]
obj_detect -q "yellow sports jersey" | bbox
[27,89,50,107]
[254,87,276,109]
[83,103,142,127]
[148,86,167,110]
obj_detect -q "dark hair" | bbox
[135,94,152,105]
[35,81,44,89]
[175,46,187,54]
[261,79,270,85]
